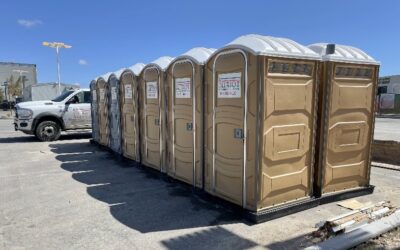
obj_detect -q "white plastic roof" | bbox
[99,72,112,82]
[174,47,217,65]
[114,68,125,79]
[308,43,379,65]
[145,56,174,71]
[129,63,146,75]
[220,34,320,60]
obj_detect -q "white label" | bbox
[146,81,158,99]
[175,78,191,98]
[99,88,105,101]
[218,72,241,98]
[111,87,117,100]
[92,90,97,101]
[124,84,132,99]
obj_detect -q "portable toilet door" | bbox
[308,43,380,197]
[139,56,174,172]
[90,79,99,142]
[118,63,145,162]
[166,48,215,188]
[107,73,122,154]
[204,34,320,212]
[97,74,111,147]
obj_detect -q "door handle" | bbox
[154,118,160,126]
[234,128,244,139]
[186,122,193,131]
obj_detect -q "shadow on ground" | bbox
[0,132,92,143]
[49,141,244,234]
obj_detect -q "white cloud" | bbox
[17,19,43,28]
[78,59,88,65]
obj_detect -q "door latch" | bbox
[234,128,244,139]
[154,118,160,126]
[186,122,193,131]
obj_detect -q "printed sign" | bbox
[380,93,395,109]
[99,88,105,101]
[218,72,241,98]
[146,81,158,99]
[92,90,97,101]
[111,87,117,100]
[175,78,191,98]
[124,84,132,99]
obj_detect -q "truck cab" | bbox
[14,89,92,141]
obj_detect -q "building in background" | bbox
[23,82,80,101]
[378,75,400,94]
[0,62,37,101]
[377,75,400,114]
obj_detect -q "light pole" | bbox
[42,41,72,94]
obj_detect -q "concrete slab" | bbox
[1,119,399,249]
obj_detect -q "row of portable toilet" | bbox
[90,34,379,217]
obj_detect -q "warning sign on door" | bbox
[218,72,241,98]
[124,84,132,99]
[111,87,117,100]
[92,90,97,101]
[99,88,105,101]
[175,78,191,98]
[146,81,158,99]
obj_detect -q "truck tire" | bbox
[35,121,61,141]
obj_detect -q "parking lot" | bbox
[1,118,400,249]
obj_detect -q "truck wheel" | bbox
[35,121,61,141]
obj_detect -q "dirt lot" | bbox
[1,118,400,249]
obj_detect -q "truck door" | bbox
[63,91,92,129]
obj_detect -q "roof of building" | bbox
[217,34,320,60]
[308,43,379,64]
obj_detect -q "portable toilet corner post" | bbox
[166,48,216,188]
[107,72,122,154]
[118,63,146,162]
[139,56,174,172]
[204,34,321,213]
[90,79,100,143]
[97,73,111,147]
[308,43,380,198]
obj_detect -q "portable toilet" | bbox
[90,78,100,143]
[106,72,122,154]
[97,73,112,147]
[117,63,146,162]
[166,48,215,188]
[308,43,379,198]
[204,34,321,214]
[139,56,174,172]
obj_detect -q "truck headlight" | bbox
[17,108,33,119]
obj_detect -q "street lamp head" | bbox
[42,41,72,49]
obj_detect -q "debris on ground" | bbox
[308,200,397,244]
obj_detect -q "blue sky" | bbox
[1,0,399,87]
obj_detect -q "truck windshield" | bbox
[51,90,75,102]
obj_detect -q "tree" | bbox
[6,75,22,99]
[0,88,4,102]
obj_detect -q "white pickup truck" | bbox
[14,89,92,141]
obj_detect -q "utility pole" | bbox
[42,41,72,94]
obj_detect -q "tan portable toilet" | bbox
[117,63,146,162]
[90,79,100,143]
[97,73,112,147]
[204,34,321,214]
[308,44,379,198]
[139,56,174,172]
[166,48,216,187]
